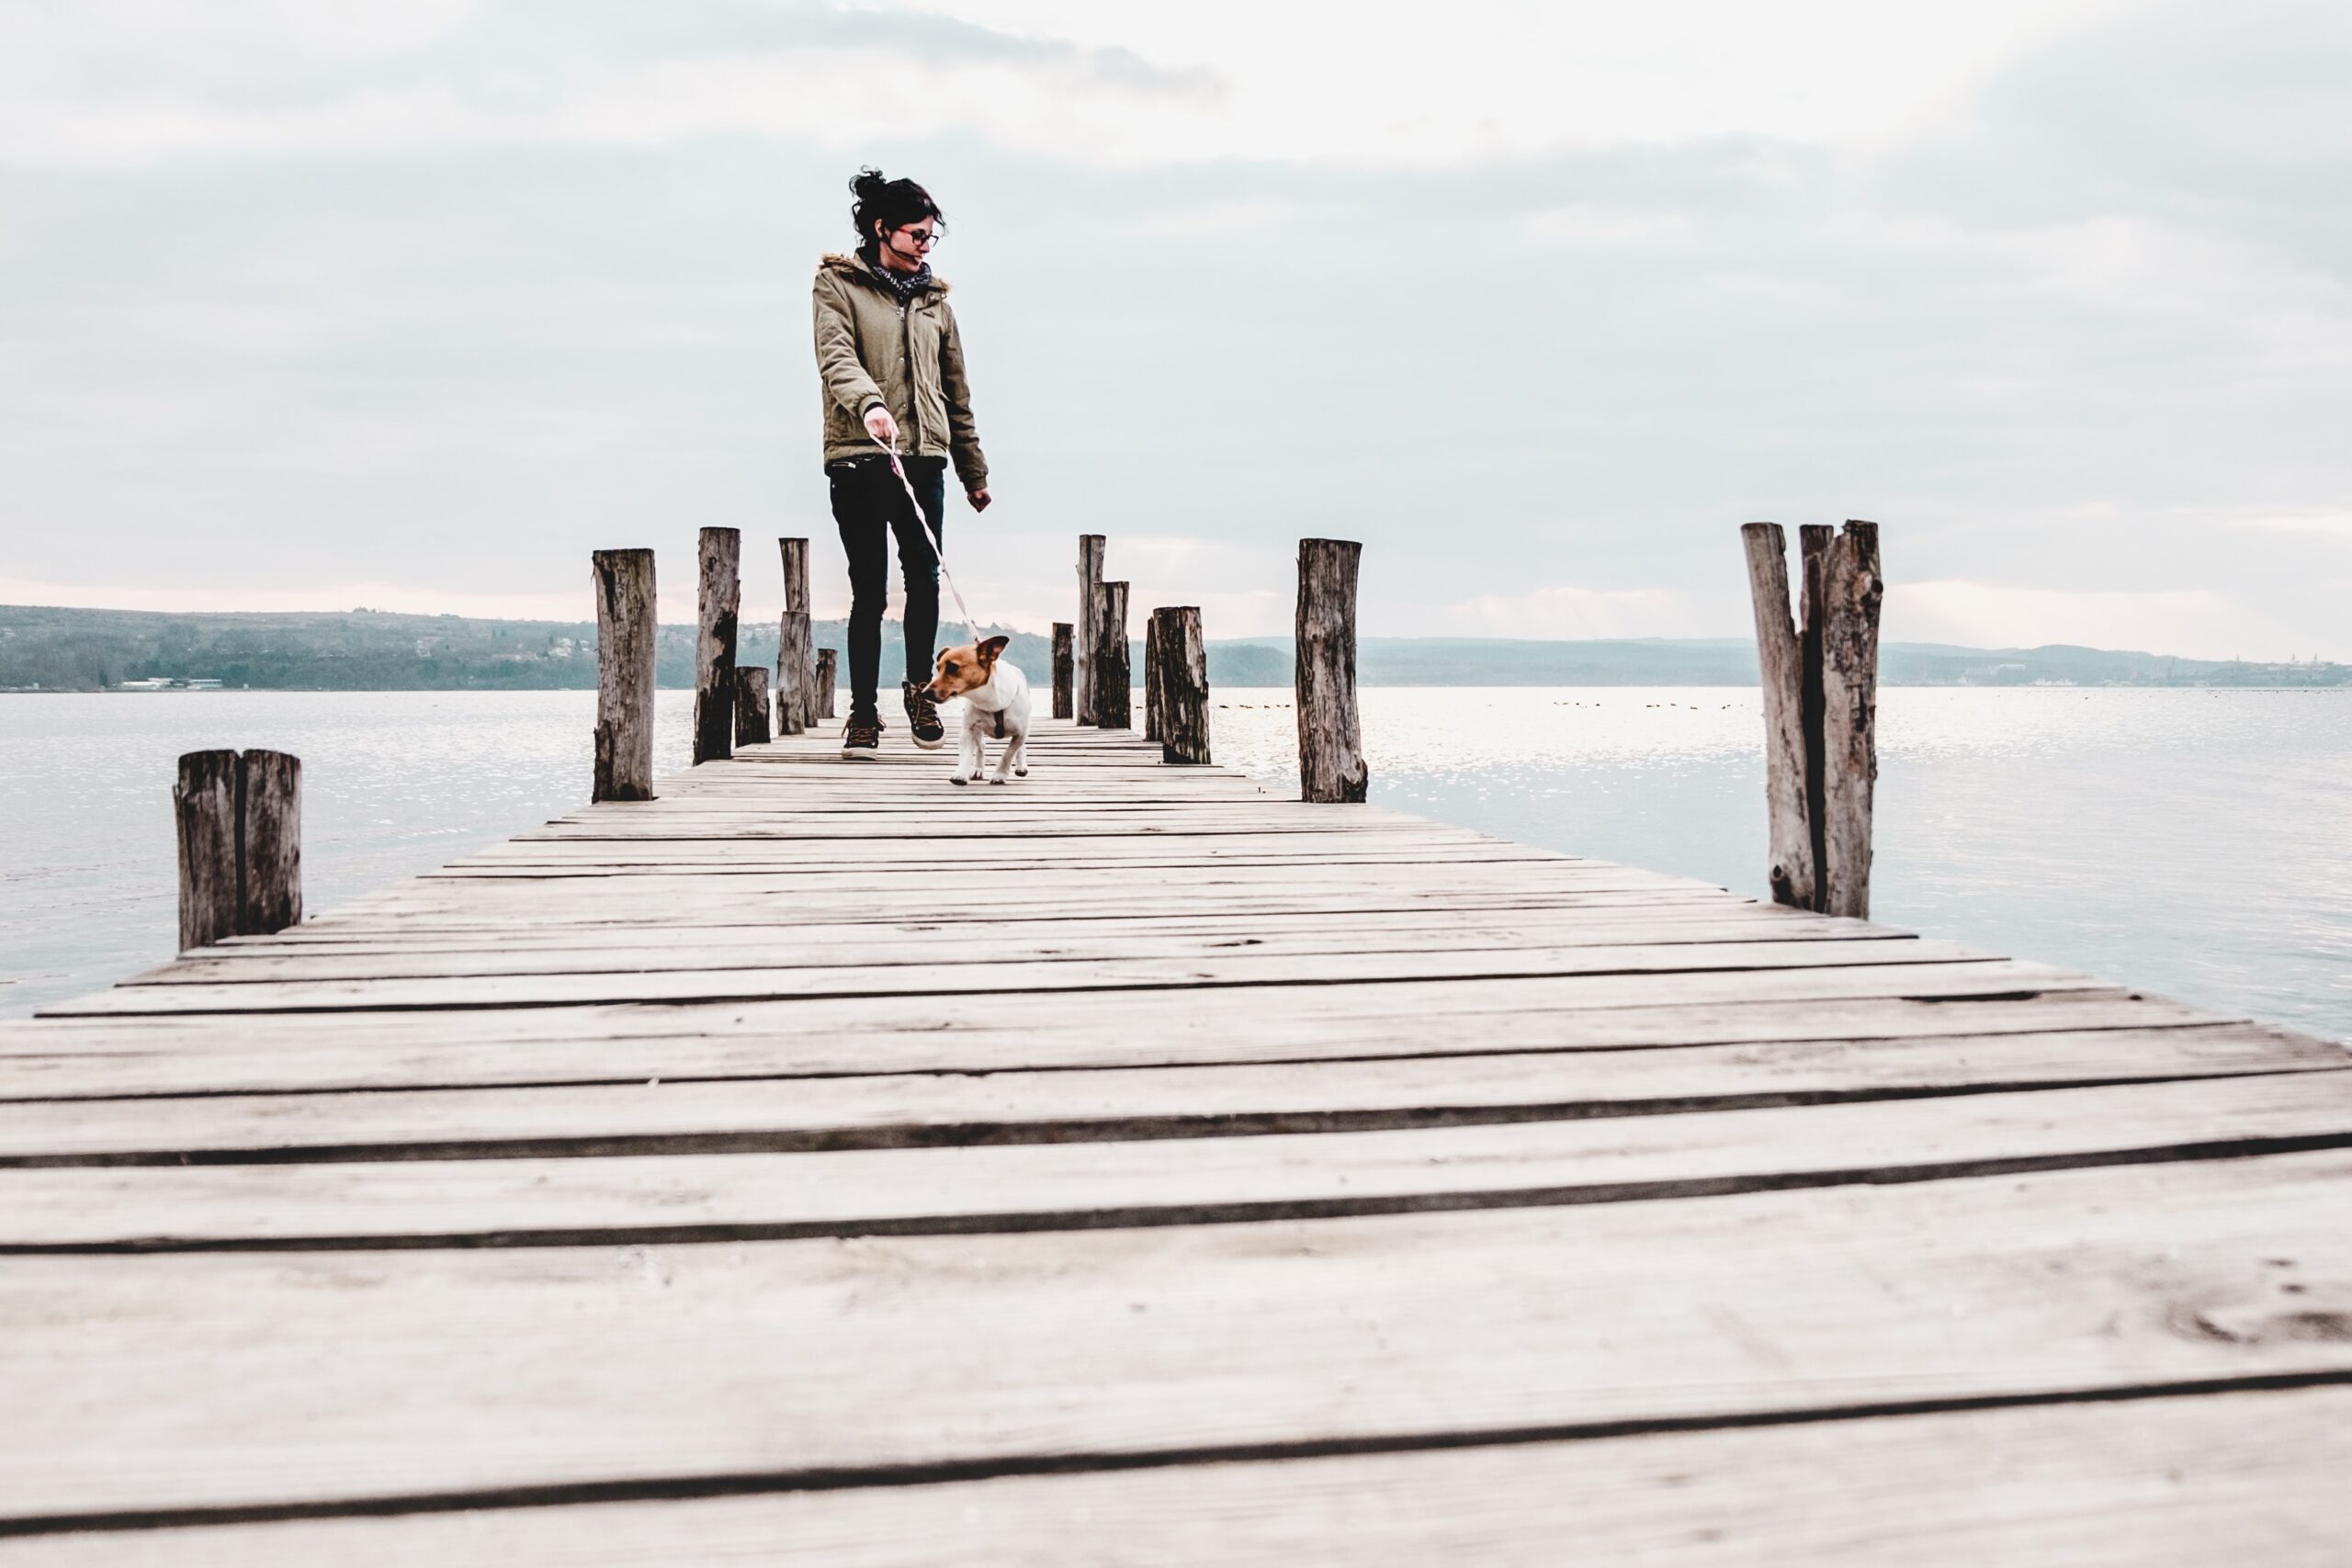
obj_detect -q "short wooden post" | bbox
[1295,538,1368,803]
[779,538,816,731]
[694,526,741,764]
[1143,611,1163,741]
[1092,580,1131,728]
[735,666,772,747]
[1051,623,1073,719]
[175,750,240,951]
[591,547,656,803]
[1075,534,1105,724]
[1740,524,1817,910]
[815,648,838,721]
[1817,521,1883,919]
[775,609,810,736]
[239,750,301,939]
[1158,606,1212,765]
[176,748,302,951]
[1800,524,1833,885]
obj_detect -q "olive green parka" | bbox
[811,252,988,492]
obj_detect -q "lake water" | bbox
[3,688,2346,1042]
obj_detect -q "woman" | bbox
[812,168,991,757]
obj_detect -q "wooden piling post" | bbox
[1092,581,1131,729]
[175,748,301,952]
[1157,606,1212,765]
[174,750,240,951]
[1817,521,1883,919]
[1295,538,1368,804]
[1740,524,1817,910]
[775,609,810,736]
[1075,535,1105,724]
[694,526,741,764]
[238,750,302,939]
[735,666,772,747]
[779,538,816,731]
[815,648,838,721]
[591,547,656,803]
[1742,520,1882,917]
[1143,611,1163,741]
[1051,623,1073,719]
[1799,524,1834,886]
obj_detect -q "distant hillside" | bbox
[2,605,2342,691]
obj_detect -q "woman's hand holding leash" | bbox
[863,405,899,446]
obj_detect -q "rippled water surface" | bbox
[4,687,2346,1039]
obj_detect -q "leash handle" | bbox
[873,438,980,642]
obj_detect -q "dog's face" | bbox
[924,635,1009,701]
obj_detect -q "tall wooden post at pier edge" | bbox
[693,526,741,765]
[1741,519,1883,917]
[591,548,655,803]
[777,538,814,735]
[1075,534,1105,724]
[1153,605,1212,765]
[175,748,301,950]
[1295,537,1368,803]
[1143,614,1162,741]
[1050,622,1073,719]
[1093,581,1132,728]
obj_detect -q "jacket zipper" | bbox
[899,299,922,455]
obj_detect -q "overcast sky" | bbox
[4,0,2347,658]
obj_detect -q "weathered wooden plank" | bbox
[6,1070,2347,1247]
[3,1152,2350,1521]
[12,1386,2346,1564]
[135,917,1905,985]
[0,1025,2331,1166]
[39,938,1989,1017]
[0,986,2211,1099]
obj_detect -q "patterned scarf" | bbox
[864,249,933,303]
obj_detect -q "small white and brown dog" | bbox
[922,635,1031,784]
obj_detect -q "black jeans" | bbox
[827,455,947,721]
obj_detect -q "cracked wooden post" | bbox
[591,547,655,804]
[175,748,301,952]
[1093,580,1131,729]
[1075,534,1105,724]
[1158,606,1212,765]
[238,750,301,939]
[1741,524,1817,910]
[693,526,741,765]
[174,750,240,951]
[1800,524,1833,891]
[1817,521,1883,919]
[1295,538,1367,803]
[775,609,810,737]
[1051,622,1073,719]
[735,666,772,747]
[815,648,838,721]
[778,538,815,732]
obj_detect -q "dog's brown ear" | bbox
[979,635,1010,664]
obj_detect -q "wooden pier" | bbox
[5,716,2351,1561]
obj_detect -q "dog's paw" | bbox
[988,776,1008,785]
[948,775,967,786]
[1013,766,1028,777]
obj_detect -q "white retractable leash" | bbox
[872,436,979,638]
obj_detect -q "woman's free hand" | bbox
[864,405,899,446]
[967,486,991,513]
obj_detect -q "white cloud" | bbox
[1888,579,2326,660]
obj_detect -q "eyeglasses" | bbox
[896,225,942,248]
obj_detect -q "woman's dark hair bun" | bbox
[850,167,945,249]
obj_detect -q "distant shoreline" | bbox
[4,604,2345,693]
